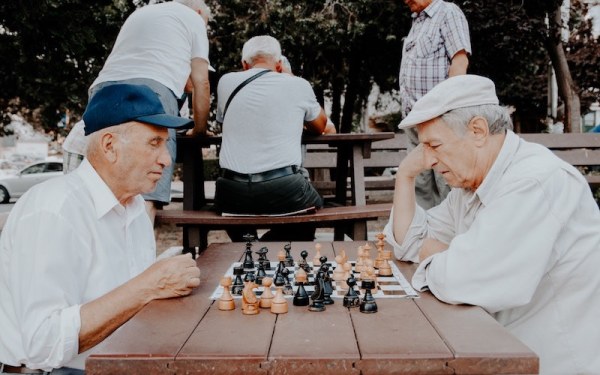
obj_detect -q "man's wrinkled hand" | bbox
[144,253,201,299]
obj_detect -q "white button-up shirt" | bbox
[0,159,155,371]
[384,131,600,374]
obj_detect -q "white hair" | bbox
[241,35,281,66]
[441,104,513,136]
[174,0,211,19]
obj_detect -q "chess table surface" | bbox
[87,241,538,375]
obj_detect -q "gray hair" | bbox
[241,35,281,66]
[441,104,513,136]
[174,0,211,19]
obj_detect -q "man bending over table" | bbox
[384,75,600,374]
[0,84,201,374]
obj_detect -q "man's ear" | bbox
[468,116,489,146]
[275,60,283,73]
[242,61,250,71]
[100,132,119,163]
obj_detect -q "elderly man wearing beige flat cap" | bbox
[384,75,600,375]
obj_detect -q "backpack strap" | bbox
[222,69,271,119]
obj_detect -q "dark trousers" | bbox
[214,171,323,242]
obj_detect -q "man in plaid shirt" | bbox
[399,0,471,209]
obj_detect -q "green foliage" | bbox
[0,0,598,136]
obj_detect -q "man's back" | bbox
[92,2,209,97]
[217,68,321,174]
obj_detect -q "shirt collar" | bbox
[472,130,520,206]
[412,0,442,19]
[75,159,146,221]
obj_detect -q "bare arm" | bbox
[448,50,469,77]
[419,238,448,262]
[78,254,200,352]
[391,144,430,244]
[187,57,211,136]
[304,108,328,135]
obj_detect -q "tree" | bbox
[0,0,138,135]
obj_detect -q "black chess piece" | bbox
[321,265,334,305]
[318,256,328,271]
[255,246,271,270]
[293,278,309,306]
[283,243,294,267]
[309,273,326,312]
[231,266,244,295]
[298,250,311,273]
[256,262,266,285]
[359,279,378,313]
[343,276,360,308]
[274,266,287,289]
[242,235,255,270]
[281,268,294,295]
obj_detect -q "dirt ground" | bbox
[154,191,393,256]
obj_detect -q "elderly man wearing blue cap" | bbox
[0,84,200,374]
[384,75,600,374]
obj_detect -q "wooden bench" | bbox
[304,132,600,194]
[155,203,392,250]
[520,133,600,188]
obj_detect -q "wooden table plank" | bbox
[415,293,539,374]
[351,299,453,375]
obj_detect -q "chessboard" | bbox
[210,260,419,300]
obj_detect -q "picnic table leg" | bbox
[335,146,350,205]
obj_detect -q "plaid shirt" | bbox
[399,0,471,116]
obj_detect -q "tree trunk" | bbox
[341,53,360,133]
[545,5,581,133]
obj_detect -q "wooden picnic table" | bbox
[175,132,396,209]
[86,241,538,374]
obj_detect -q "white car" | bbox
[0,161,63,203]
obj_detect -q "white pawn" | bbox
[313,243,322,267]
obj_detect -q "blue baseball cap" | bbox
[83,84,194,135]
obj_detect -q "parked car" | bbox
[0,161,63,203]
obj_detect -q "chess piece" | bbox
[218,276,235,311]
[270,272,288,314]
[242,235,255,270]
[231,266,244,295]
[283,243,294,267]
[343,276,360,308]
[313,243,322,266]
[298,250,311,273]
[378,249,393,277]
[355,245,365,273]
[309,272,326,312]
[281,267,294,295]
[259,277,274,308]
[276,249,286,276]
[242,273,260,315]
[374,235,385,269]
[320,265,334,305]
[293,268,310,306]
[359,279,378,313]
[332,254,346,283]
[255,246,271,270]
[256,262,267,285]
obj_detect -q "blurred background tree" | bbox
[0,0,598,136]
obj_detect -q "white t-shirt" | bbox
[384,131,600,374]
[0,159,155,370]
[217,68,322,174]
[91,2,209,97]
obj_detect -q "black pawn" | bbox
[343,276,360,308]
[284,243,294,267]
[293,280,309,306]
[281,268,294,295]
[309,275,326,312]
[321,265,334,305]
[359,279,378,313]
[256,262,266,285]
[298,250,311,273]
[231,266,244,295]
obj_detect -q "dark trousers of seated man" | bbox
[214,171,323,242]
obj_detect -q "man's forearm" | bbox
[191,80,210,135]
[392,173,418,245]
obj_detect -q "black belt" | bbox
[0,364,49,374]
[221,166,298,183]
